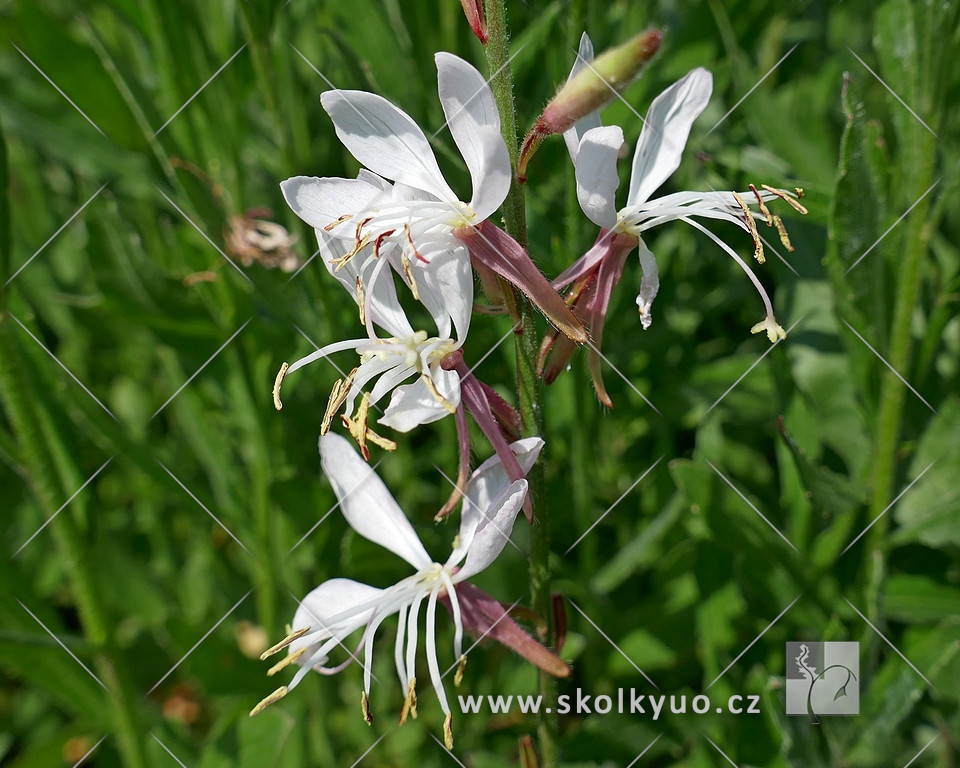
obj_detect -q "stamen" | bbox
[404,221,430,265]
[443,712,454,750]
[272,362,289,411]
[361,690,374,725]
[267,647,307,676]
[399,230,421,301]
[761,184,809,215]
[748,184,774,227]
[373,229,396,259]
[454,655,467,687]
[249,686,287,716]
[732,192,764,264]
[322,367,358,436]
[356,276,366,326]
[341,392,397,460]
[322,214,352,232]
[422,374,457,414]
[773,215,795,252]
[399,678,418,725]
[260,626,311,659]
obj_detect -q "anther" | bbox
[399,677,418,725]
[732,192,764,264]
[773,215,795,252]
[250,686,288,716]
[272,362,289,411]
[761,184,808,215]
[748,184,774,227]
[356,276,366,326]
[323,214,351,232]
[454,655,467,687]
[443,712,454,750]
[361,690,374,725]
[260,626,311,660]
[267,647,307,676]
[422,374,457,414]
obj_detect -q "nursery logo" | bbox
[785,641,859,720]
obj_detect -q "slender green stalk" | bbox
[482,2,558,764]
[865,132,937,550]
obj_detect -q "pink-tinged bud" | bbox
[458,0,487,44]
[518,29,661,179]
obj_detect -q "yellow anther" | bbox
[273,362,289,411]
[321,368,358,436]
[399,677,418,725]
[361,690,374,725]
[341,392,397,460]
[267,646,307,677]
[732,191,764,264]
[454,655,467,687]
[748,183,774,227]
[250,686,288,716]
[323,214,352,232]
[761,184,808,215]
[443,712,454,750]
[260,626,311,660]
[773,215,795,252]
[422,374,457,414]
[356,276,366,326]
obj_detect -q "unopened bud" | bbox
[458,0,487,44]
[519,29,661,179]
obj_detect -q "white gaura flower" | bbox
[273,237,473,450]
[541,43,806,405]
[252,433,569,748]
[280,52,586,344]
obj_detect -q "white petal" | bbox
[435,52,510,221]
[319,433,432,569]
[320,236,416,340]
[562,32,603,163]
[378,370,461,432]
[448,438,544,565]
[291,578,385,657]
[280,175,386,230]
[321,90,457,202]
[464,127,512,221]
[455,479,528,582]
[418,248,473,342]
[627,68,712,207]
[575,125,624,229]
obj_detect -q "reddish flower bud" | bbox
[458,0,487,44]
[519,29,661,179]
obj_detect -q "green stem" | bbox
[865,134,937,553]
[482,2,558,764]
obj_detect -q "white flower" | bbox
[281,51,510,281]
[254,432,545,748]
[274,237,473,436]
[280,53,587,344]
[563,43,805,338]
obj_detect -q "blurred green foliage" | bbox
[1,0,958,766]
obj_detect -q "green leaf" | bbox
[885,574,960,624]
[893,399,960,548]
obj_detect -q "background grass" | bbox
[1,0,958,766]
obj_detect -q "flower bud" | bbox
[458,0,487,44]
[518,28,661,180]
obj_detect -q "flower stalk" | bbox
[483,0,560,763]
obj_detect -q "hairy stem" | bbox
[483,1,558,764]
